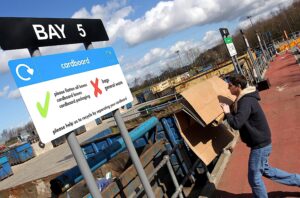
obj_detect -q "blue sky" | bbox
[0,0,294,133]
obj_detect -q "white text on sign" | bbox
[32,24,87,40]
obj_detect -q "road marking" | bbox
[276,84,288,92]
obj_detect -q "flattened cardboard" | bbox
[174,111,234,165]
[181,76,235,125]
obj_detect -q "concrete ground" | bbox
[215,53,300,197]
[0,120,115,190]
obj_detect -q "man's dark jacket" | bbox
[225,90,271,149]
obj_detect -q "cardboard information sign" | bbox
[224,37,237,57]
[9,47,133,143]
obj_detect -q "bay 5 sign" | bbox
[0,17,108,50]
[9,47,133,143]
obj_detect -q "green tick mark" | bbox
[36,91,50,118]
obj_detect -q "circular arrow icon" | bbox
[16,64,34,81]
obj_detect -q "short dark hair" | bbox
[228,74,247,89]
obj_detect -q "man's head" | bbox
[227,74,247,96]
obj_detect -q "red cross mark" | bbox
[90,78,102,97]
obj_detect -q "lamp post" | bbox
[247,16,254,28]
[176,50,184,68]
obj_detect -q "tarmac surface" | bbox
[215,53,300,197]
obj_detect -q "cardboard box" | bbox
[174,76,236,165]
[181,76,235,125]
[174,111,234,165]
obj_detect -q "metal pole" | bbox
[28,47,102,198]
[234,55,243,75]
[113,110,155,198]
[241,30,255,64]
[230,55,240,74]
[256,32,268,61]
[84,42,155,198]
[165,156,184,198]
[171,159,202,198]
[240,30,262,81]
[65,133,102,198]
[262,35,271,60]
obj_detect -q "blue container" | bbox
[81,129,115,159]
[4,149,20,165]
[5,143,35,165]
[15,143,34,163]
[0,156,13,180]
[81,136,117,159]
[125,102,132,109]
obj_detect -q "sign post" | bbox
[84,42,155,198]
[1,17,154,197]
[219,28,243,74]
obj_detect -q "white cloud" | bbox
[170,40,199,54]
[0,85,9,97]
[124,48,167,71]
[0,85,21,99]
[7,89,21,99]
[238,0,294,28]
[200,31,222,50]
[123,30,221,80]
[0,49,30,73]
[71,0,293,47]
[123,37,204,84]
[72,0,133,44]
[122,0,293,45]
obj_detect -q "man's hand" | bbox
[220,103,230,114]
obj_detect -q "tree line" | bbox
[1,121,36,142]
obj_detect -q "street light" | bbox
[247,16,269,60]
[247,16,254,28]
[176,50,184,68]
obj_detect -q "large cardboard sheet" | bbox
[181,76,235,125]
[175,111,234,165]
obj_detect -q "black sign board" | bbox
[0,17,109,50]
[219,28,229,37]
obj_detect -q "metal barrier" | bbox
[50,117,159,195]
[251,55,269,80]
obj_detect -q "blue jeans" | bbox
[248,144,300,198]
